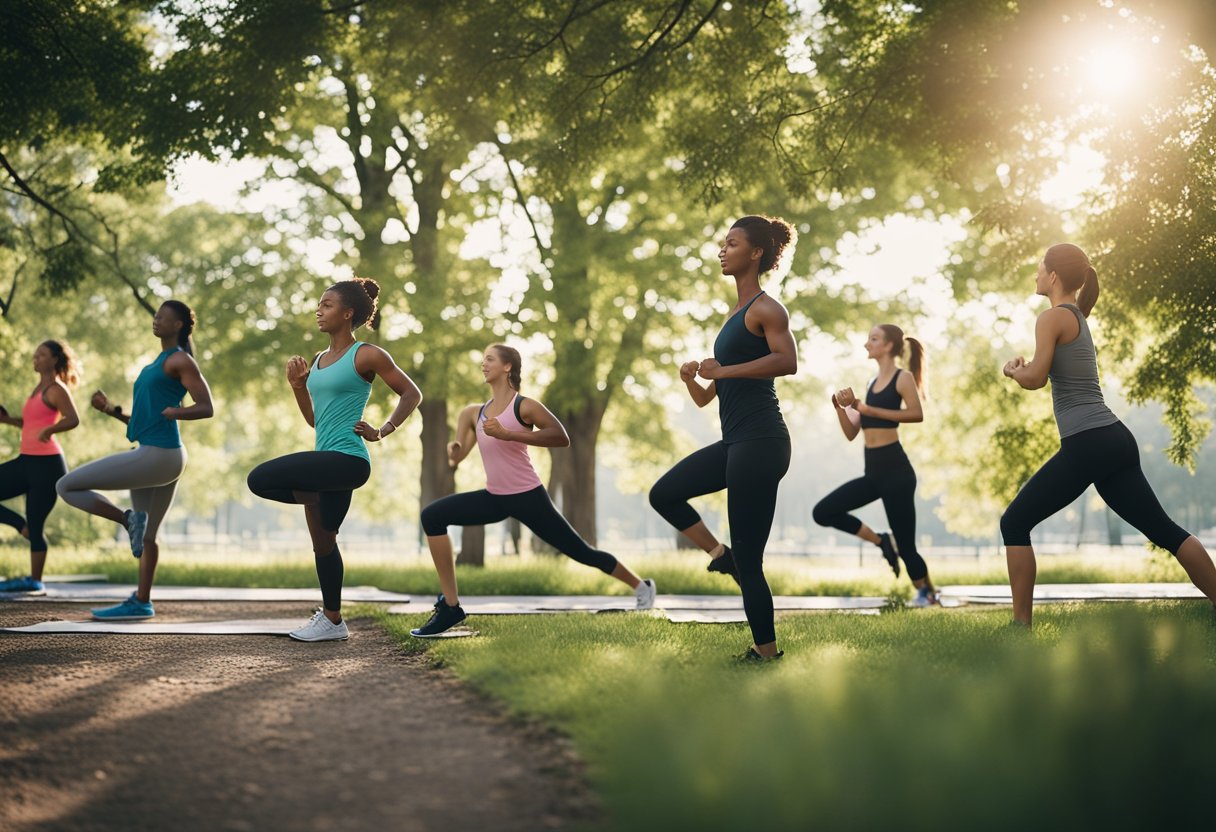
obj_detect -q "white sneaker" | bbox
[634,578,657,610]
[289,609,349,642]
[910,587,940,608]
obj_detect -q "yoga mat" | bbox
[0,583,411,603]
[940,582,1205,604]
[387,594,890,616]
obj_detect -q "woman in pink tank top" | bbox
[412,344,656,637]
[0,340,81,593]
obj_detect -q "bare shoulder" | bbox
[747,293,790,330]
[166,350,201,373]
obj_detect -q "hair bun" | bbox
[355,277,380,302]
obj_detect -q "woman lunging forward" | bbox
[649,215,797,661]
[413,344,656,637]
[0,340,81,593]
[813,325,939,606]
[1001,243,1216,625]
[248,278,421,642]
[57,301,213,619]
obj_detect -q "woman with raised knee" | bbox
[57,301,213,620]
[248,278,421,642]
[648,215,797,661]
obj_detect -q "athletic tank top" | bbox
[308,342,372,462]
[20,391,64,456]
[127,349,188,449]
[713,292,789,444]
[1049,304,1118,438]
[860,370,904,429]
[475,394,543,495]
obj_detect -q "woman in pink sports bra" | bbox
[412,344,656,637]
[0,340,81,593]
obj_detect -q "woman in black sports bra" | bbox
[813,324,939,606]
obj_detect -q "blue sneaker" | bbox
[91,592,154,621]
[0,575,45,594]
[125,509,148,558]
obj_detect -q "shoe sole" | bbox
[410,622,469,638]
[90,614,154,621]
[289,632,349,642]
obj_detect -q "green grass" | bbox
[0,545,1193,596]
[382,602,1216,831]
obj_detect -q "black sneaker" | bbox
[878,533,901,578]
[735,647,785,663]
[411,601,467,638]
[706,546,741,586]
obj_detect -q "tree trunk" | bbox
[417,397,456,523]
[547,399,607,545]
[458,524,485,566]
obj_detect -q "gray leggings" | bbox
[56,445,187,544]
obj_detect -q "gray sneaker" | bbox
[125,509,149,558]
[289,609,349,642]
[634,578,657,610]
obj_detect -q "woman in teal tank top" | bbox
[57,300,214,621]
[248,278,422,643]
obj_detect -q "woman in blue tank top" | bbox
[1001,243,1216,625]
[813,324,940,606]
[57,300,214,620]
[248,278,422,643]
[649,215,798,662]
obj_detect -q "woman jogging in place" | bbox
[0,340,81,593]
[813,325,940,606]
[248,278,421,642]
[1001,243,1216,625]
[57,301,214,619]
[412,344,656,637]
[648,215,797,662]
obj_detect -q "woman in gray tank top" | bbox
[1000,243,1216,626]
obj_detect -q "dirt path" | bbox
[0,602,597,832]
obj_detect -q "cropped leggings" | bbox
[56,445,186,545]
[812,442,929,582]
[247,451,372,612]
[0,454,67,551]
[1000,420,1189,552]
[649,437,791,646]
[421,485,617,575]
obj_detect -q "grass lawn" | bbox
[382,602,1216,831]
[0,546,1193,597]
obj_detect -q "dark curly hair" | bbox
[731,215,797,273]
[327,278,381,330]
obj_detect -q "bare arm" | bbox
[163,353,215,421]
[0,405,20,428]
[354,345,423,442]
[1005,308,1069,391]
[680,360,716,408]
[39,383,80,441]
[448,404,480,467]
[856,372,924,424]
[286,355,315,427]
[91,390,131,425]
[832,391,861,441]
[699,297,798,381]
[483,397,569,448]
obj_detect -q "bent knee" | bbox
[999,509,1030,547]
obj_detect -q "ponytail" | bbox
[40,339,80,388]
[490,344,523,392]
[878,324,927,396]
[161,300,196,356]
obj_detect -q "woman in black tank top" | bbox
[649,215,797,662]
[813,325,939,605]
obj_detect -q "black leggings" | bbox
[812,442,929,582]
[0,454,67,551]
[421,485,617,575]
[247,451,371,611]
[649,438,791,646]
[1000,420,1190,552]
